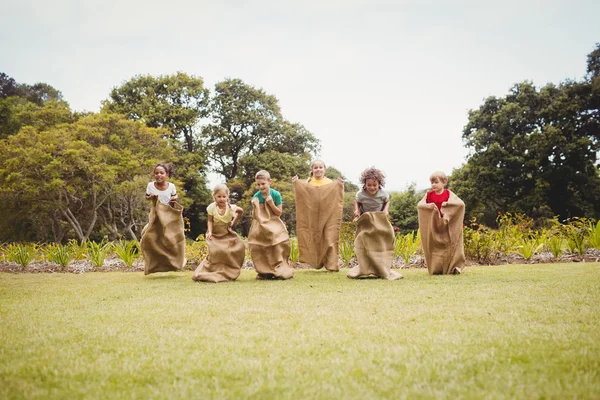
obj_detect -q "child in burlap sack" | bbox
[417,171,466,275]
[248,170,294,280]
[348,167,402,280]
[192,184,245,283]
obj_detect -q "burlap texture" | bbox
[248,198,293,279]
[347,211,403,280]
[417,191,466,275]
[192,220,246,283]
[294,180,344,271]
[140,199,186,275]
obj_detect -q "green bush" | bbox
[113,240,140,267]
[7,243,35,267]
[87,240,112,268]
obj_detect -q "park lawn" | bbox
[1,263,599,400]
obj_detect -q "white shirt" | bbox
[146,182,177,205]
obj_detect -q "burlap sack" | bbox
[417,191,466,275]
[294,180,344,271]
[140,199,186,275]
[348,211,403,280]
[248,198,294,279]
[192,220,246,283]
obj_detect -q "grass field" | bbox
[1,263,599,399]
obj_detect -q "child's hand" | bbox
[292,175,298,183]
[265,196,273,203]
[146,194,156,200]
[353,210,361,218]
[441,202,448,207]
[337,177,344,184]
[171,194,178,201]
[206,232,213,241]
[428,203,436,209]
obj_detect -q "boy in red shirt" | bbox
[417,170,466,275]
[426,171,450,216]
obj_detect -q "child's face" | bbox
[255,177,271,195]
[430,178,446,193]
[154,166,168,183]
[365,178,379,196]
[311,162,326,179]
[213,190,229,206]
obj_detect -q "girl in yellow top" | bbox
[292,160,344,271]
[292,160,343,186]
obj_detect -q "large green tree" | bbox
[102,73,213,238]
[0,73,71,139]
[452,44,600,226]
[102,72,209,152]
[0,113,177,242]
[202,79,319,181]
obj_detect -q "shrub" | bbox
[46,243,72,268]
[67,239,88,261]
[113,240,140,267]
[7,243,35,267]
[518,237,543,261]
[186,235,209,265]
[289,237,299,264]
[394,230,420,265]
[339,238,355,266]
[87,240,112,268]
[588,220,600,250]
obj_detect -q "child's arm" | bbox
[382,200,390,215]
[231,206,243,227]
[353,200,361,218]
[206,215,214,241]
[265,196,283,217]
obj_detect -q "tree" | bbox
[0,73,70,139]
[453,44,600,226]
[102,72,209,152]
[388,184,422,234]
[202,79,319,181]
[0,113,177,242]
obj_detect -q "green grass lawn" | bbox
[1,263,599,399]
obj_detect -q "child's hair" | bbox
[255,170,271,180]
[212,184,230,196]
[359,167,386,189]
[308,159,326,182]
[154,162,174,177]
[430,171,448,183]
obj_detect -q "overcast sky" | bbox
[2,0,599,191]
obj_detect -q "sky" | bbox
[2,0,599,191]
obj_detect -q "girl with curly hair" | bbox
[353,167,390,218]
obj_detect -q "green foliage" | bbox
[7,243,35,267]
[289,237,299,264]
[588,220,600,250]
[186,235,209,265]
[388,183,422,234]
[463,220,497,264]
[102,72,209,152]
[87,240,112,268]
[394,230,421,265]
[202,78,318,181]
[565,219,590,257]
[0,113,177,242]
[518,236,543,261]
[45,243,72,267]
[67,239,88,261]
[453,45,600,227]
[113,240,140,267]
[338,239,355,266]
[546,235,565,259]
